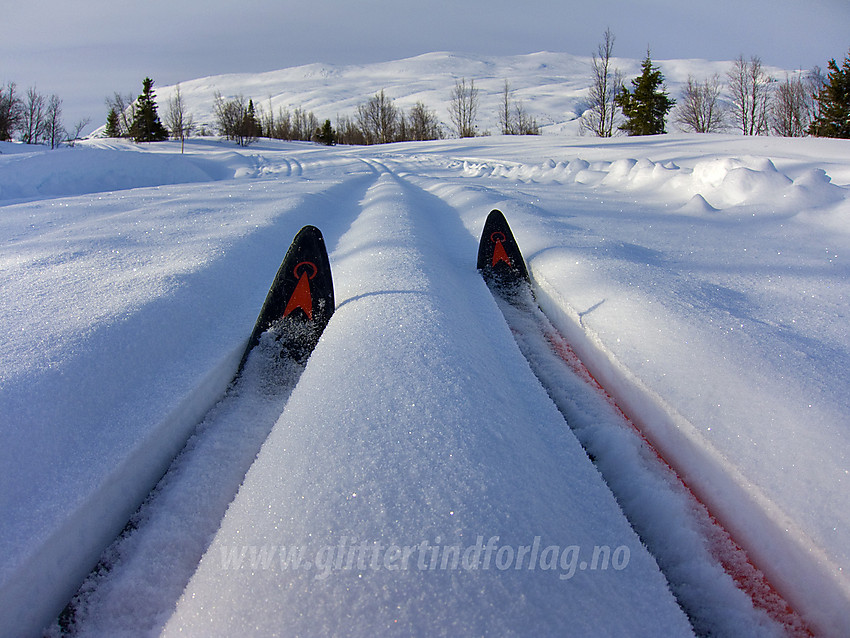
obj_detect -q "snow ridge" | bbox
[162,169,693,636]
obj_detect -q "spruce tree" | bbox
[315,119,336,145]
[104,108,121,137]
[809,50,850,138]
[246,99,260,139]
[615,51,675,135]
[129,77,168,142]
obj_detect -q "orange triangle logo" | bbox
[283,266,314,320]
[492,238,511,268]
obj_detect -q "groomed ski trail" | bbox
[375,162,809,636]
[39,147,844,638]
[161,167,693,637]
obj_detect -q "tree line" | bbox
[0,83,90,147]
[581,28,850,139]
[209,77,538,146]
[5,41,847,150]
[99,75,538,148]
[150,41,850,147]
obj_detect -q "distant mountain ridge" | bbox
[151,51,789,136]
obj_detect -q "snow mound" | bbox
[680,193,719,214]
[788,168,845,208]
[464,151,844,215]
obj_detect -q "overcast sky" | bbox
[4,0,849,133]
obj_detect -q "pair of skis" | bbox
[246,211,811,636]
[240,210,523,372]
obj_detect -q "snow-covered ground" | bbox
[1,128,848,637]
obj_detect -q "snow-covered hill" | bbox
[2,130,849,634]
[135,51,786,137]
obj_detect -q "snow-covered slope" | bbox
[127,51,790,137]
[2,129,849,637]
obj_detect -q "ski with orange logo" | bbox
[477,209,812,636]
[476,208,529,295]
[238,225,334,372]
[60,226,335,628]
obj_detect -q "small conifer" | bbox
[809,50,850,138]
[615,51,675,135]
[104,108,121,138]
[129,78,168,143]
[315,119,336,145]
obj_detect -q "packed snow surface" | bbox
[1,129,849,637]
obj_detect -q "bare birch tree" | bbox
[449,78,479,138]
[727,55,773,135]
[65,117,91,146]
[499,79,513,134]
[408,101,442,140]
[356,89,399,144]
[580,28,623,137]
[771,72,820,137]
[165,84,194,152]
[0,82,22,141]
[213,92,256,146]
[21,87,48,144]
[674,74,726,133]
[44,94,64,149]
[106,92,135,138]
[497,80,539,135]
[335,114,367,145]
[514,102,540,135]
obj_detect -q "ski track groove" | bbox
[388,162,812,637]
[495,291,811,637]
[56,164,386,637]
[289,157,303,177]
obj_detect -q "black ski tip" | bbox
[477,209,530,290]
[239,225,335,372]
